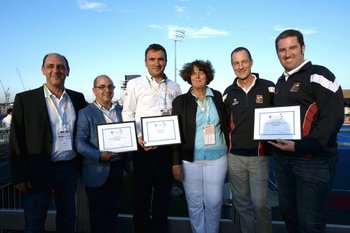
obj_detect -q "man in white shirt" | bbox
[2,108,12,129]
[122,43,181,233]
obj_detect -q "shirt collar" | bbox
[236,74,257,92]
[190,86,213,99]
[146,73,167,83]
[283,60,309,80]
[43,84,66,100]
[94,100,115,112]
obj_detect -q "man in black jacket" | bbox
[223,47,274,233]
[269,29,344,233]
[9,53,87,233]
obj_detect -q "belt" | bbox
[51,158,76,167]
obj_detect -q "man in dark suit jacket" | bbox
[9,53,87,233]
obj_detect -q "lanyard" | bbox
[146,76,169,109]
[196,98,210,124]
[146,76,168,95]
[44,85,68,126]
[93,102,117,123]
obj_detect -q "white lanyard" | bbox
[93,102,117,123]
[44,85,68,127]
[196,98,210,124]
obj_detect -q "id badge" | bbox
[160,108,171,116]
[57,126,72,151]
[203,124,215,146]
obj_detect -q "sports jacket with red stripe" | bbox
[274,61,344,158]
[223,74,275,156]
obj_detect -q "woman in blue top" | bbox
[172,60,229,233]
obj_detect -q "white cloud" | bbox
[187,26,229,38]
[206,6,215,16]
[274,25,316,35]
[165,25,228,39]
[77,0,107,12]
[148,24,163,30]
[175,5,186,13]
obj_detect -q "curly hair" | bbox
[179,60,215,85]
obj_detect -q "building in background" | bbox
[118,74,140,106]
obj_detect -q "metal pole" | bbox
[169,28,185,83]
[174,40,177,83]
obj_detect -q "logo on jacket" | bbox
[232,98,239,106]
[290,82,300,92]
[256,95,263,104]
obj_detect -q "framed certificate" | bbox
[254,106,301,140]
[141,115,182,147]
[97,121,138,153]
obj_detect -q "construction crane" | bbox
[0,80,10,104]
[16,68,26,91]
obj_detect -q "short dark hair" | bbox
[179,60,215,85]
[42,53,70,75]
[275,29,305,52]
[145,44,167,61]
[230,47,253,65]
[7,108,12,114]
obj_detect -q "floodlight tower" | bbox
[169,28,185,83]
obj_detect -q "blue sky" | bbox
[1,0,349,103]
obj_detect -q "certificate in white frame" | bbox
[141,115,182,147]
[254,106,301,140]
[97,121,138,153]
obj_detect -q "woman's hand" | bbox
[172,165,184,181]
[138,136,157,151]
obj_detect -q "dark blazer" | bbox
[172,88,229,165]
[9,86,87,189]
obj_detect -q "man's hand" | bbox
[138,137,157,151]
[268,139,295,152]
[15,182,31,193]
[100,151,120,161]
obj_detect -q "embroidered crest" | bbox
[290,82,300,92]
[256,95,263,104]
[232,98,239,106]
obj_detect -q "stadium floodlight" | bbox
[169,28,185,83]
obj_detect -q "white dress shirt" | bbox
[122,74,181,136]
[44,85,76,161]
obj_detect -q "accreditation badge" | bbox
[160,108,172,115]
[57,125,72,151]
[203,124,215,146]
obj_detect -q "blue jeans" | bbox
[22,160,77,233]
[274,154,337,233]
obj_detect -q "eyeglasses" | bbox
[95,85,115,90]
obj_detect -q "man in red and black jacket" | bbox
[269,29,344,233]
[223,47,275,233]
